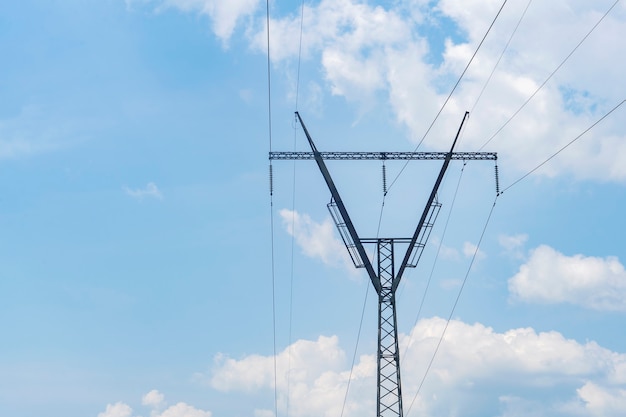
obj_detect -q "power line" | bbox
[295,0,305,111]
[386,0,509,193]
[286,4,306,414]
[400,161,468,367]
[340,194,388,417]
[500,99,626,194]
[265,0,279,416]
[340,283,370,417]
[471,0,534,115]
[406,197,498,417]
[479,0,622,151]
[286,4,307,416]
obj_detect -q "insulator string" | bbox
[382,162,388,195]
[495,163,500,196]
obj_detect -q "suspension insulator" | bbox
[495,164,500,196]
[269,164,274,196]
[382,163,388,195]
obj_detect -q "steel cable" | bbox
[479,0,622,151]
[387,0,510,193]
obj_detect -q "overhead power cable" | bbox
[295,0,305,110]
[340,193,388,417]
[500,99,626,194]
[479,0,622,151]
[404,100,624,417]
[471,0,534,114]
[386,0,509,193]
[400,161,467,367]
[406,197,499,417]
[287,3,306,416]
[340,284,370,417]
[265,0,279,416]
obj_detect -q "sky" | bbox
[1,0,626,416]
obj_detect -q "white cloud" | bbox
[142,389,165,408]
[129,0,626,181]
[253,0,419,105]
[130,0,626,181]
[210,335,347,391]
[463,241,486,260]
[209,317,626,417]
[124,182,164,200]
[499,233,528,259]
[245,0,626,182]
[430,237,461,261]
[153,0,260,43]
[158,403,211,417]
[573,382,626,415]
[508,244,626,311]
[98,402,133,417]
[279,209,355,272]
[210,334,372,417]
[100,391,211,417]
[254,410,275,417]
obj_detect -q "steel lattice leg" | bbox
[377,239,403,417]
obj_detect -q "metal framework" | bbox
[270,151,496,161]
[272,111,495,417]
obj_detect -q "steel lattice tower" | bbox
[270,111,496,417]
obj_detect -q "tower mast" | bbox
[271,112,495,417]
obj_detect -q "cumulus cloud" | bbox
[130,0,260,43]
[209,317,626,417]
[279,209,356,272]
[124,182,164,200]
[142,389,165,408]
[246,0,626,182]
[573,381,626,415]
[128,1,626,181]
[158,403,211,417]
[210,335,368,417]
[98,402,133,417]
[508,244,626,311]
[99,391,211,417]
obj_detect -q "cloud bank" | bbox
[99,390,211,417]
[137,0,626,183]
[208,317,626,417]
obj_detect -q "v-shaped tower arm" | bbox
[296,112,382,294]
[394,112,469,292]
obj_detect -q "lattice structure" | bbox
[272,111,495,417]
[270,151,496,161]
[377,239,403,417]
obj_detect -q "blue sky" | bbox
[1,1,626,416]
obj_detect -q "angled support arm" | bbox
[394,111,469,292]
[296,112,382,294]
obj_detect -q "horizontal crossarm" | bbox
[269,151,496,161]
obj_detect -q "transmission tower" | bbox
[270,111,496,417]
